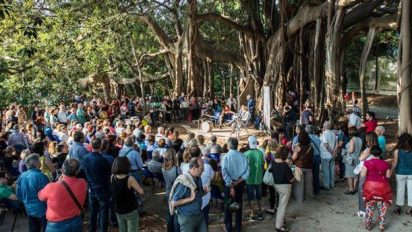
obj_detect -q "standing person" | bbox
[356,132,378,218]
[76,103,87,125]
[306,125,321,195]
[246,95,255,122]
[270,145,294,232]
[392,133,412,215]
[320,121,337,190]
[292,131,313,204]
[299,103,313,126]
[344,127,363,194]
[221,137,249,232]
[38,159,87,231]
[170,157,207,232]
[119,136,144,184]
[375,126,387,158]
[282,105,297,140]
[227,93,237,112]
[347,109,362,129]
[244,136,264,221]
[16,154,49,232]
[68,131,89,163]
[361,146,392,231]
[337,121,350,181]
[82,138,111,232]
[57,105,68,125]
[111,157,144,232]
[162,149,180,232]
[363,112,377,134]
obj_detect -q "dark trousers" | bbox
[28,215,47,232]
[312,156,321,194]
[224,182,244,232]
[89,194,110,232]
[166,213,180,232]
[202,204,210,227]
[268,185,278,210]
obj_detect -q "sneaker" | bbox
[248,215,257,222]
[256,213,264,221]
[357,211,366,218]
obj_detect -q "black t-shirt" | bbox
[270,161,294,185]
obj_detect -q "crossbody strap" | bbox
[60,180,83,213]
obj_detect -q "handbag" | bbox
[263,163,274,186]
[294,166,302,182]
[60,180,84,219]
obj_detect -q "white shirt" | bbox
[57,111,68,123]
[320,130,337,159]
[348,113,361,128]
[181,162,214,209]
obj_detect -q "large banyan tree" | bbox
[1,0,411,133]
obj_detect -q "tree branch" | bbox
[197,13,264,39]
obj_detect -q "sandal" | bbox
[393,206,401,215]
[406,207,412,215]
[276,226,290,232]
[344,190,353,195]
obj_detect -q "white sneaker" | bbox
[357,211,366,218]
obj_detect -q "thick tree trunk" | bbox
[325,4,345,125]
[359,27,376,115]
[374,56,379,91]
[398,0,412,134]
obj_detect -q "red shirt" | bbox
[364,119,377,133]
[38,176,87,222]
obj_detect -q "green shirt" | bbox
[244,149,264,185]
[0,184,14,200]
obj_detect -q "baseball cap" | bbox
[248,136,258,149]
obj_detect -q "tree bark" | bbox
[359,27,376,115]
[398,0,412,134]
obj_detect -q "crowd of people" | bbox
[0,94,411,232]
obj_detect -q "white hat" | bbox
[248,136,258,149]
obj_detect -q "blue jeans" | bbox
[89,194,110,232]
[46,216,82,232]
[224,182,244,232]
[312,156,321,194]
[321,158,335,189]
[177,213,207,232]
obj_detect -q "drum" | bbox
[201,121,213,133]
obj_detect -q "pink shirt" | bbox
[38,176,87,222]
[364,159,390,183]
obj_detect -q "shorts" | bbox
[246,184,262,201]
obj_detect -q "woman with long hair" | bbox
[361,146,392,231]
[111,156,144,232]
[392,133,412,215]
[292,131,313,205]
[162,149,180,232]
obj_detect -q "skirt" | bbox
[363,180,393,204]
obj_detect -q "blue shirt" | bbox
[172,176,203,216]
[102,152,115,166]
[378,135,386,156]
[68,142,89,165]
[247,99,255,112]
[16,168,49,217]
[221,149,249,186]
[309,134,321,157]
[397,149,412,175]
[119,146,143,171]
[82,152,111,196]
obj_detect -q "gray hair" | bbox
[323,121,332,130]
[62,159,80,177]
[25,153,40,169]
[124,136,135,146]
[376,126,385,133]
[227,137,238,150]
